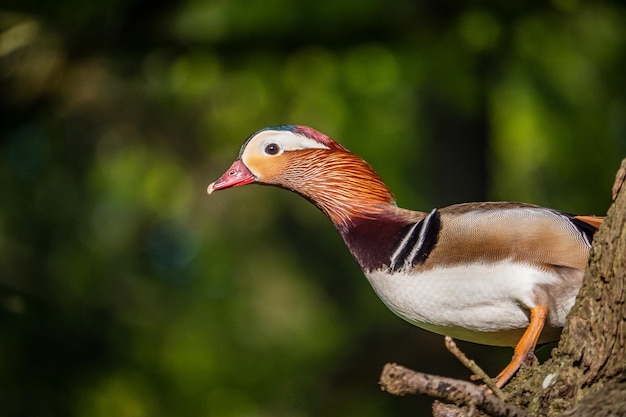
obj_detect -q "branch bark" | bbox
[379,363,528,417]
[379,158,626,417]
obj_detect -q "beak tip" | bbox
[207,159,255,196]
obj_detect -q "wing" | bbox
[422,202,598,272]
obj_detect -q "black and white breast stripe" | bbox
[389,208,441,272]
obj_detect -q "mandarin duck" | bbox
[207,125,603,388]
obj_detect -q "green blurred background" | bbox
[1,1,624,416]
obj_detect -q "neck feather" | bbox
[278,150,396,229]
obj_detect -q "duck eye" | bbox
[264,143,280,155]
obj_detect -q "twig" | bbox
[444,336,505,400]
[380,363,529,417]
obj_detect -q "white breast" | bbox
[365,261,576,346]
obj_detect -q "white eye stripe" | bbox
[240,129,331,178]
[253,130,330,153]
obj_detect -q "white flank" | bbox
[366,261,575,346]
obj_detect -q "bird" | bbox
[207,124,603,388]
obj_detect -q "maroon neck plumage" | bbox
[276,146,422,272]
[277,148,395,229]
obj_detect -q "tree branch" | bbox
[379,363,529,417]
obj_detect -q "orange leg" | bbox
[494,305,548,388]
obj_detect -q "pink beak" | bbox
[207,159,256,194]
